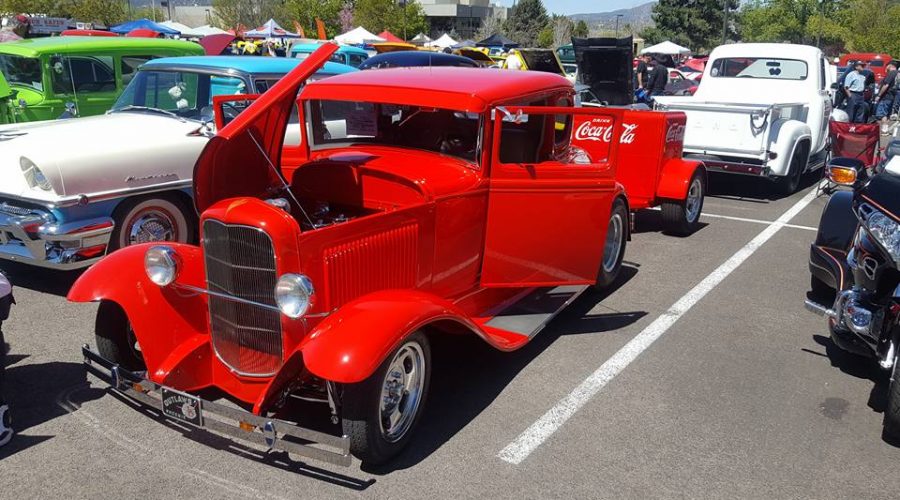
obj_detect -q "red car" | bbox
[839,52,893,81]
[71,44,683,466]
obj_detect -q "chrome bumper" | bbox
[81,345,352,467]
[0,209,113,270]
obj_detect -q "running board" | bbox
[484,285,587,339]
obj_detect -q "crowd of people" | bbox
[837,58,900,132]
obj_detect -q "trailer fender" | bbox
[768,119,811,177]
[656,158,706,200]
[296,290,481,385]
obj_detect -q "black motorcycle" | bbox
[807,146,900,437]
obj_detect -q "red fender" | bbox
[655,159,705,201]
[297,290,479,385]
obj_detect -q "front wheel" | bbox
[109,196,194,252]
[95,301,145,372]
[596,198,628,289]
[341,331,431,465]
[661,171,705,236]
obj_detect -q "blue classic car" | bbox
[0,56,355,270]
[291,43,369,68]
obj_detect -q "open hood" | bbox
[192,43,339,213]
[573,36,633,106]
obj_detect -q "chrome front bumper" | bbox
[0,208,113,270]
[81,345,352,467]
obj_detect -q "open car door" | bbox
[481,106,625,287]
[193,43,338,213]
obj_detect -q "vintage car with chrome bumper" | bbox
[67,44,680,466]
[0,56,355,270]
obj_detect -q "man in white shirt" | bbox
[844,61,868,123]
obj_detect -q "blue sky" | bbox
[497,0,648,15]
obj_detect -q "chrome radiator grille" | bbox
[203,219,282,376]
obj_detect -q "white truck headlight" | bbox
[864,210,900,263]
[144,246,179,286]
[20,156,51,191]
[275,273,315,319]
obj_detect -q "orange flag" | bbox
[316,18,326,40]
[293,20,305,38]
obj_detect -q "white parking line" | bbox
[497,186,822,465]
[701,212,818,232]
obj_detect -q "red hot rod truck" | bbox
[71,44,690,466]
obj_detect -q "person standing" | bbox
[646,56,668,98]
[875,61,898,133]
[844,60,867,123]
[634,54,649,91]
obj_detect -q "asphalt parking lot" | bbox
[3,172,900,499]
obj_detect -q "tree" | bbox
[504,0,550,47]
[68,0,128,27]
[573,20,589,38]
[132,6,165,22]
[475,13,504,42]
[339,3,354,34]
[354,0,428,39]
[740,0,848,47]
[551,15,573,48]
[640,0,740,52]
[212,0,281,30]
[281,0,344,39]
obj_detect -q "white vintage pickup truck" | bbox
[655,43,835,194]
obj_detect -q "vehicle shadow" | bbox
[631,209,709,236]
[707,170,822,202]
[366,265,643,474]
[0,357,102,459]
[0,261,83,298]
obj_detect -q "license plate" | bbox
[161,387,203,426]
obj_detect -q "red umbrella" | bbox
[378,30,403,43]
[126,28,160,38]
[200,33,237,55]
[61,29,117,37]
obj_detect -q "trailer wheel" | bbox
[95,301,145,372]
[596,198,628,289]
[776,144,806,195]
[661,171,705,236]
[341,331,431,465]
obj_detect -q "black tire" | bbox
[341,331,431,465]
[661,170,705,236]
[884,352,900,438]
[775,144,807,195]
[109,194,195,252]
[0,328,8,448]
[95,301,144,371]
[595,198,628,289]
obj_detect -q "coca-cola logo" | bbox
[665,123,685,143]
[575,119,638,144]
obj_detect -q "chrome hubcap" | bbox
[128,209,177,246]
[379,342,425,442]
[603,212,624,273]
[685,178,703,223]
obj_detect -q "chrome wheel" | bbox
[603,212,624,274]
[379,341,426,442]
[127,208,178,245]
[685,177,703,223]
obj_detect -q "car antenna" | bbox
[247,131,316,229]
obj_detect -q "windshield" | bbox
[307,100,481,163]
[0,55,42,90]
[709,57,808,80]
[112,69,250,121]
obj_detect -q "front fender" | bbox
[297,290,478,384]
[768,119,811,176]
[656,158,705,200]
[814,190,857,251]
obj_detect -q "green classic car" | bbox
[0,36,202,122]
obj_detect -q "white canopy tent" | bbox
[159,20,204,37]
[192,24,229,36]
[641,40,691,55]
[334,26,385,45]
[243,19,300,38]
[426,33,457,49]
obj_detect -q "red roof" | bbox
[301,67,573,112]
[126,28,160,38]
[378,30,403,43]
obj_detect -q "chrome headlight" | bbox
[863,208,900,262]
[20,156,51,191]
[144,246,179,286]
[275,273,315,319]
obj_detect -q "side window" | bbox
[143,72,199,110]
[329,53,344,64]
[209,75,246,97]
[51,55,115,94]
[498,98,551,164]
[349,54,367,67]
[819,57,827,90]
[554,97,573,149]
[121,55,154,86]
